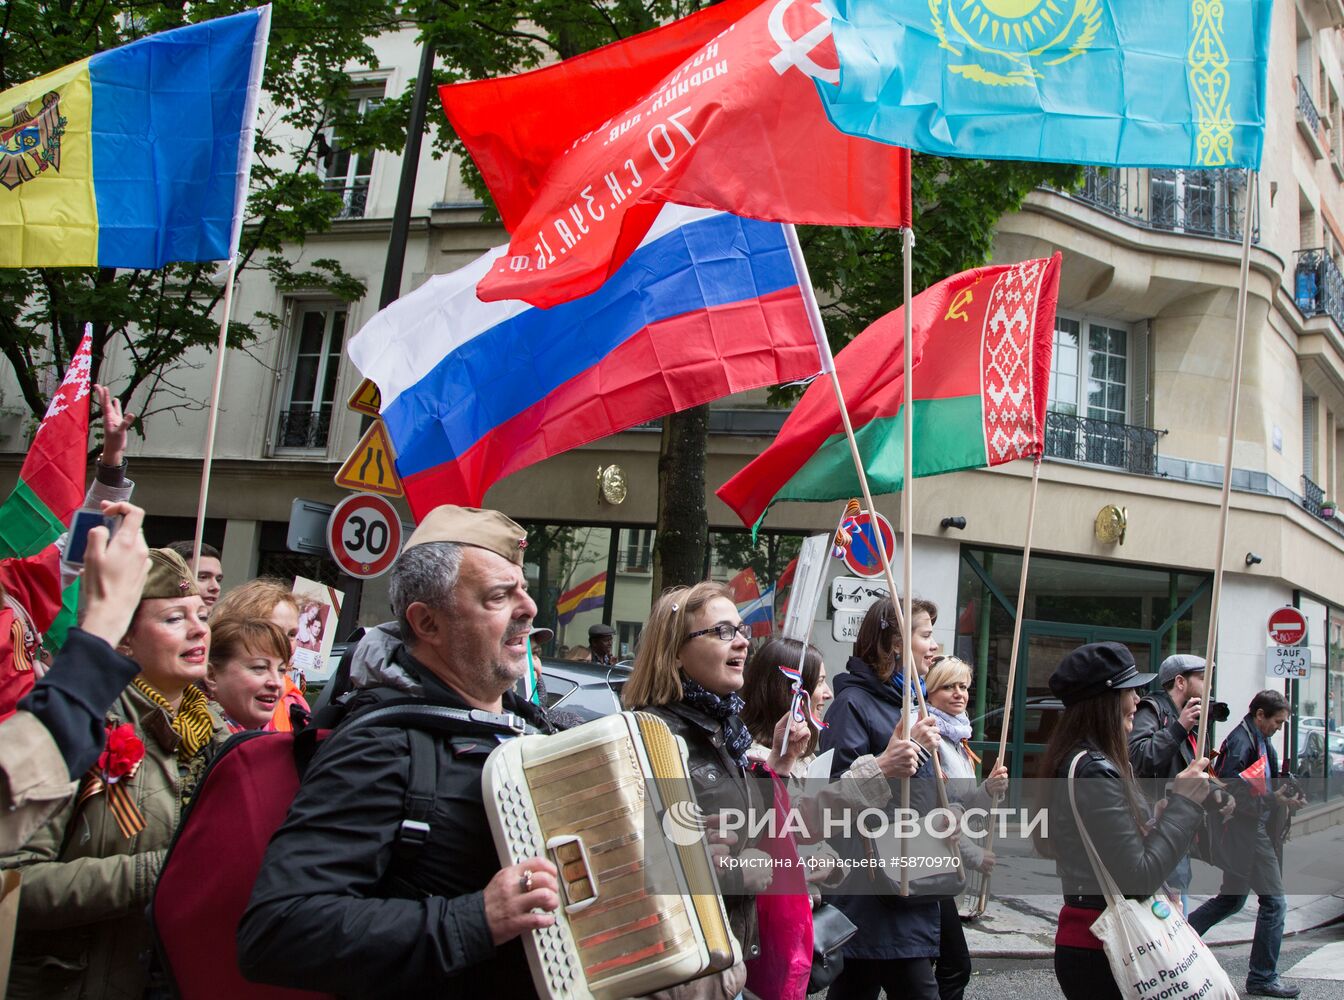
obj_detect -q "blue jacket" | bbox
[818,656,940,960]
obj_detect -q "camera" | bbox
[1208,700,1231,723]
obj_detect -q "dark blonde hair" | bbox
[207,618,292,669]
[739,636,824,754]
[209,578,300,626]
[622,582,734,710]
[853,596,938,682]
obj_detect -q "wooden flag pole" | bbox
[783,224,941,896]
[898,225,917,895]
[973,455,1043,914]
[1196,169,1258,760]
[191,257,238,574]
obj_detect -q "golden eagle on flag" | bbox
[0,91,66,191]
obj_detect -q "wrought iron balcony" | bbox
[1294,248,1344,331]
[1298,75,1322,135]
[1054,167,1255,243]
[276,409,331,449]
[324,180,369,219]
[1302,475,1325,518]
[1044,411,1164,476]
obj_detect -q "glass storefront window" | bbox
[1296,594,1331,802]
[524,524,611,657]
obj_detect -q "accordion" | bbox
[483,711,740,999]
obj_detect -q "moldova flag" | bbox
[557,573,607,626]
[347,206,826,518]
[718,255,1061,529]
[0,8,270,269]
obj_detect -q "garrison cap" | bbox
[404,505,527,565]
[142,548,200,601]
[1048,641,1155,707]
[1157,654,1206,687]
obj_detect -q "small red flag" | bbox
[441,0,911,308]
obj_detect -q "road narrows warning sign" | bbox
[334,420,403,498]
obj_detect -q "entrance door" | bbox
[972,623,1153,808]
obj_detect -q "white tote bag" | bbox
[1066,753,1238,1000]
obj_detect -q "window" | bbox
[317,89,382,219]
[617,621,641,659]
[277,305,347,451]
[1045,316,1156,472]
[621,529,653,573]
[1149,169,1244,239]
[1048,317,1128,422]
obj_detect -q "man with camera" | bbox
[1190,690,1306,999]
[1129,654,1234,910]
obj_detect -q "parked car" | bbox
[969,695,1065,746]
[1299,729,1344,779]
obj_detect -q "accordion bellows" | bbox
[484,711,741,999]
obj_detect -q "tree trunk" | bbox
[652,404,710,595]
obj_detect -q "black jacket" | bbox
[816,656,940,961]
[238,645,555,999]
[1050,744,1203,903]
[1208,715,1284,875]
[1128,688,1195,801]
[640,700,762,962]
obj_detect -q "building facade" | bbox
[4,3,1344,798]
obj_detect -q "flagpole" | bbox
[191,257,238,574]
[1196,169,1258,760]
[973,454,1042,914]
[782,223,937,896]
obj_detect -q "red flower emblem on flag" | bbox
[98,722,145,781]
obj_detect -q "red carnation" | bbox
[98,723,145,780]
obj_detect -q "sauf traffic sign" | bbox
[1265,605,1310,681]
[327,493,402,578]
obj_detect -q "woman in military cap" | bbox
[3,548,227,1000]
[1033,641,1211,1000]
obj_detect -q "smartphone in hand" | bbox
[63,508,116,566]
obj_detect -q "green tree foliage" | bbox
[0,0,394,432]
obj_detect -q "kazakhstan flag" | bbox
[0,8,270,269]
[817,0,1272,168]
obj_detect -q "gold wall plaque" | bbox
[597,464,627,505]
[1094,504,1127,545]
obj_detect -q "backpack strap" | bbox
[396,728,438,857]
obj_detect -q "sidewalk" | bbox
[964,814,1344,957]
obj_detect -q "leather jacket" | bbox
[640,701,762,962]
[1051,744,1203,904]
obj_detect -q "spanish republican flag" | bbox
[717,255,1062,529]
[556,573,607,626]
[0,7,270,269]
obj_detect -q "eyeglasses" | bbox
[685,621,752,642]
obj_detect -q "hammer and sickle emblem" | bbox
[768,0,839,85]
[945,288,973,322]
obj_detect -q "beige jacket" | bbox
[1,683,224,1000]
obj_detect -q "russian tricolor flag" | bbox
[348,206,826,519]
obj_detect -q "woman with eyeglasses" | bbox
[623,582,811,999]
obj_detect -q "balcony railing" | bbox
[276,409,331,449]
[1298,75,1322,134]
[323,180,369,220]
[1056,167,1255,243]
[1302,475,1325,518]
[1294,248,1344,330]
[1044,411,1164,476]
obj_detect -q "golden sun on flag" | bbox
[932,0,1101,85]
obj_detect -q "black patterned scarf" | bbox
[679,674,753,768]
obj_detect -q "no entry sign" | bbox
[1267,606,1307,646]
[327,493,402,578]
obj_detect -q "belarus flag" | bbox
[347,207,826,519]
[718,255,1062,529]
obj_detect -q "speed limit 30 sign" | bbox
[327,493,402,578]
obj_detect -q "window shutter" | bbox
[1128,321,1150,427]
[1304,394,1319,483]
